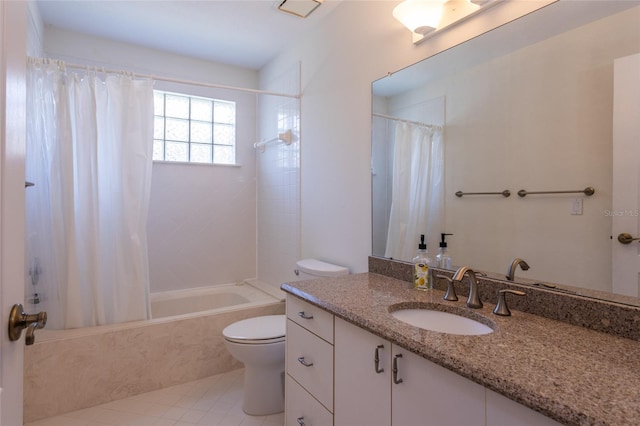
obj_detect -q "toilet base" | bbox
[222,316,286,416]
[242,363,285,415]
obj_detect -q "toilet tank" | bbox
[295,258,349,280]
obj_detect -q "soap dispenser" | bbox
[436,233,453,270]
[412,234,433,290]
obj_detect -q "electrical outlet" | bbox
[571,198,583,215]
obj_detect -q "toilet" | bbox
[295,258,350,280]
[222,259,349,416]
[222,315,286,415]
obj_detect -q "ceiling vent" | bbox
[277,0,322,18]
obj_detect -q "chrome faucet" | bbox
[452,266,483,309]
[506,258,530,281]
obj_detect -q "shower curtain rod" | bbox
[48,59,301,99]
[372,113,441,129]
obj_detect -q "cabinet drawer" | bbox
[287,295,334,343]
[285,375,333,426]
[286,320,334,412]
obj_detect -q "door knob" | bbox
[617,233,640,244]
[8,304,47,345]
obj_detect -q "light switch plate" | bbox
[571,198,583,215]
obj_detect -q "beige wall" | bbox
[260,0,555,274]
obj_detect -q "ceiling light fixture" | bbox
[393,0,498,44]
[277,0,322,18]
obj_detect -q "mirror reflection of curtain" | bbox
[26,58,154,329]
[385,121,444,261]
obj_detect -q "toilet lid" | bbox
[296,258,349,277]
[223,315,286,344]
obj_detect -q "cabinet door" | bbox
[391,346,485,426]
[486,389,563,426]
[334,318,391,426]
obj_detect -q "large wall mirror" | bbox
[372,1,640,306]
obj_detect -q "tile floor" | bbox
[24,369,284,426]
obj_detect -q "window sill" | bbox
[152,161,241,168]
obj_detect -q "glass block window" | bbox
[153,91,236,164]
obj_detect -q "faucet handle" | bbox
[437,275,458,302]
[493,289,526,316]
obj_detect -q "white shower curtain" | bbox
[385,121,444,261]
[26,59,154,329]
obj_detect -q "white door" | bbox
[0,1,27,425]
[612,53,640,298]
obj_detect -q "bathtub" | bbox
[24,280,286,423]
[151,280,284,319]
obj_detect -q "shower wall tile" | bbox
[23,302,284,423]
[257,64,301,288]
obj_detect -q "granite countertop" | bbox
[281,272,640,426]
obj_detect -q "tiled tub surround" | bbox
[281,273,640,425]
[24,286,285,423]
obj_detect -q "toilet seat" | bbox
[223,315,286,344]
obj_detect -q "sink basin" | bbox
[390,308,493,336]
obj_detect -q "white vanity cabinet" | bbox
[334,317,391,425]
[285,297,334,426]
[486,390,562,426]
[334,318,484,426]
[333,317,561,426]
[285,296,562,426]
[286,375,333,426]
[390,345,485,425]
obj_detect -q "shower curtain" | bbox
[26,58,154,329]
[385,121,444,261]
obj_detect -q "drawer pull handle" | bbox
[393,353,403,384]
[298,356,314,367]
[298,311,314,320]
[297,417,306,426]
[374,344,384,373]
